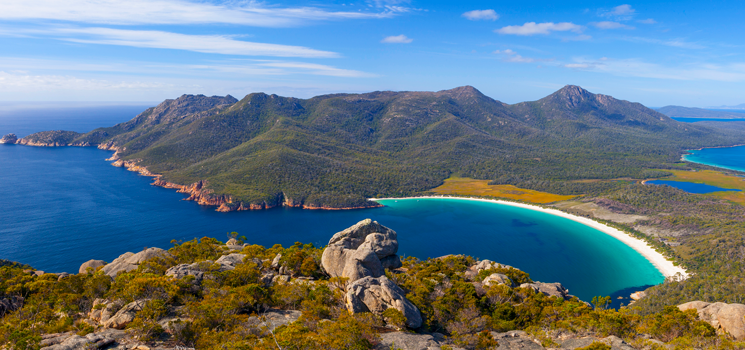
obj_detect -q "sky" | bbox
[1,0,744,107]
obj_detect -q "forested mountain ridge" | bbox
[9,85,745,210]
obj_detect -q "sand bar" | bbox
[370,196,689,280]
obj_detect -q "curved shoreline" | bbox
[370,196,689,280]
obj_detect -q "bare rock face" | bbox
[166,262,207,284]
[483,273,514,288]
[374,332,443,350]
[679,301,745,340]
[215,253,247,271]
[0,296,23,317]
[346,276,422,329]
[0,133,17,144]
[321,219,401,282]
[103,299,148,329]
[78,259,106,274]
[519,282,571,301]
[101,248,173,278]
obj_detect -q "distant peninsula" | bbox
[3,85,745,211]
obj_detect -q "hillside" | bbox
[657,106,745,119]
[9,85,745,210]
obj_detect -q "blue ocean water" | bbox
[0,104,153,137]
[684,146,745,173]
[673,117,745,123]
[0,106,664,304]
[647,179,741,193]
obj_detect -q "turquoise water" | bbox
[683,146,745,173]
[0,144,663,303]
[647,179,741,193]
[673,117,745,123]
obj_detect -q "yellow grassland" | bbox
[430,177,575,204]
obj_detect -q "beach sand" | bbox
[370,196,689,280]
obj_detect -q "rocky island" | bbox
[1,219,743,349]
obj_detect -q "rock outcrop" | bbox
[101,248,173,278]
[40,329,124,350]
[519,282,572,301]
[464,259,513,281]
[483,273,514,288]
[0,296,23,317]
[0,133,17,144]
[321,219,401,281]
[346,276,422,329]
[165,262,207,284]
[78,259,106,274]
[678,301,745,340]
[103,299,148,329]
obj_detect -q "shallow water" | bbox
[684,146,745,173]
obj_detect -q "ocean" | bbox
[0,105,663,305]
[683,146,745,173]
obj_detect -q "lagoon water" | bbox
[0,106,663,305]
[647,179,741,194]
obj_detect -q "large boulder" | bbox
[102,299,148,329]
[215,253,247,271]
[321,219,401,282]
[78,259,106,274]
[375,332,444,350]
[101,248,173,278]
[166,262,207,284]
[483,273,514,288]
[679,301,745,340]
[346,276,422,329]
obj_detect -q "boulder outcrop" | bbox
[678,301,745,340]
[483,273,514,288]
[346,276,422,329]
[78,259,106,274]
[321,219,401,282]
[101,248,173,278]
[103,299,148,329]
[0,296,23,317]
[464,259,513,281]
[165,262,207,284]
[519,282,572,301]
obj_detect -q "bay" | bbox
[683,146,745,173]
[0,144,663,304]
[646,179,741,193]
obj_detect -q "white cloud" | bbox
[0,70,173,90]
[462,9,499,21]
[638,18,657,24]
[381,34,413,43]
[592,21,634,30]
[0,0,405,27]
[624,36,705,49]
[496,22,583,35]
[50,27,338,58]
[601,4,636,18]
[561,57,745,82]
[494,49,551,63]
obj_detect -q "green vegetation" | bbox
[19,86,745,208]
[1,238,742,349]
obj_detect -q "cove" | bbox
[683,146,745,173]
[646,179,741,194]
[0,145,663,304]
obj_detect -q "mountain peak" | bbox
[544,85,596,108]
[439,85,486,100]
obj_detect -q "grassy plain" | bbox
[429,177,575,203]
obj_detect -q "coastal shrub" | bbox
[382,308,407,330]
[477,266,532,285]
[127,299,167,340]
[637,306,715,342]
[169,237,226,263]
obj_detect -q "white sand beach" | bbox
[370,196,689,280]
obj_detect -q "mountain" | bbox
[10,85,745,210]
[657,105,745,119]
[708,103,745,110]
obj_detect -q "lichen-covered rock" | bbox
[346,276,422,329]
[166,262,207,284]
[78,259,106,274]
[215,253,246,271]
[321,219,401,282]
[103,299,148,329]
[374,332,443,350]
[101,248,173,278]
[679,301,745,340]
[483,273,514,288]
[491,330,544,349]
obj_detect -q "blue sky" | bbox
[1,0,744,107]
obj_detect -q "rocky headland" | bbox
[2,219,738,350]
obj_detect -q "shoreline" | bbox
[370,195,689,280]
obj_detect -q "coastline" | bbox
[370,195,689,280]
